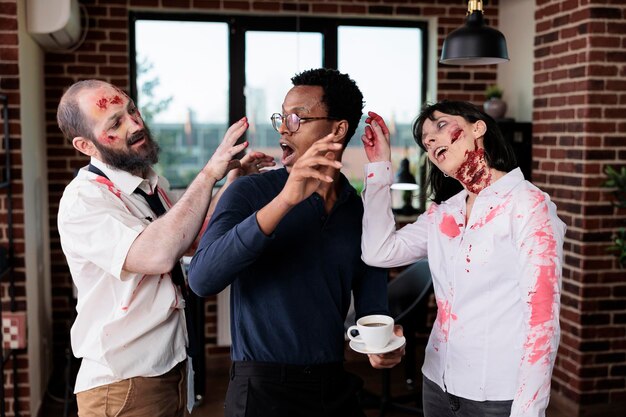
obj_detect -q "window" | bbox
[244,30,323,158]
[131,14,427,191]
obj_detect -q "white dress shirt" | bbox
[361,162,565,417]
[58,157,187,393]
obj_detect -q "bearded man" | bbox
[56,79,272,417]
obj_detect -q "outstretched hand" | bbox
[278,133,343,207]
[226,151,276,183]
[203,117,250,181]
[361,111,392,163]
[368,325,405,369]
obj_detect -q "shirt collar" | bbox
[278,167,357,201]
[480,167,525,197]
[89,157,159,195]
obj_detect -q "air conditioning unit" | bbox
[26,0,82,51]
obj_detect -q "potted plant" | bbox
[603,165,626,268]
[483,84,507,119]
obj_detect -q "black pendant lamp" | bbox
[440,0,509,65]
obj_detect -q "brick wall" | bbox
[1,0,30,415]
[44,0,498,365]
[533,0,626,414]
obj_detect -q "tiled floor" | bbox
[41,345,572,417]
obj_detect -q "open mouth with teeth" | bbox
[280,142,296,166]
[434,146,448,162]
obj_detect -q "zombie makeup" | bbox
[454,138,493,194]
[91,123,159,174]
[97,132,119,145]
[94,94,124,111]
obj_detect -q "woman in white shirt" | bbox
[360,100,565,417]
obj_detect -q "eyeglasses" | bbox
[270,113,338,133]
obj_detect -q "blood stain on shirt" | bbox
[368,173,374,178]
[95,176,121,199]
[121,275,148,311]
[526,333,551,365]
[470,199,509,230]
[439,213,461,238]
[436,298,458,342]
[522,190,559,374]
[528,191,558,328]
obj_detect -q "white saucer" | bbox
[349,335,406,355]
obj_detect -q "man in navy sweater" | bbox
[188,68,404,417]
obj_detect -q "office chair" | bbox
[348,259,433,417]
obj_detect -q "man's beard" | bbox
[93,126,160,174]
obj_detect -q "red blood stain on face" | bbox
[451,128,462,144]
[368,173,375,178]
[96,98,108,110]
[96,95,125,111]
[98,131,118,144]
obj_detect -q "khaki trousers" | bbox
[76,361,188,417]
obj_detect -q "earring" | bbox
[443,173,449,178]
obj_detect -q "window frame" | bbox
[129,12,429,128]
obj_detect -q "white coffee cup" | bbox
[346,314,394,350]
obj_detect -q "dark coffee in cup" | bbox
[347,314,394,350]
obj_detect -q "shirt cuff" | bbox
[364,161,394,185]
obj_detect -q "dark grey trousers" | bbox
[422,376,513,417]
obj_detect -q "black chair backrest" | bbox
[344,259,433,331]
[387,259,433,326]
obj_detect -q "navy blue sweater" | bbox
[188,168,388,365]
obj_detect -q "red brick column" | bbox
[534,1,626,414]
[1,0,30,415]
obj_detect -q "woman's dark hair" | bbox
[291,68,364,146]
[412,100,518,203]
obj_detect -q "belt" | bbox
[230,361,344,381]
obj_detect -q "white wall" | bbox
[498,0,535,122]
[17,0,53,413]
